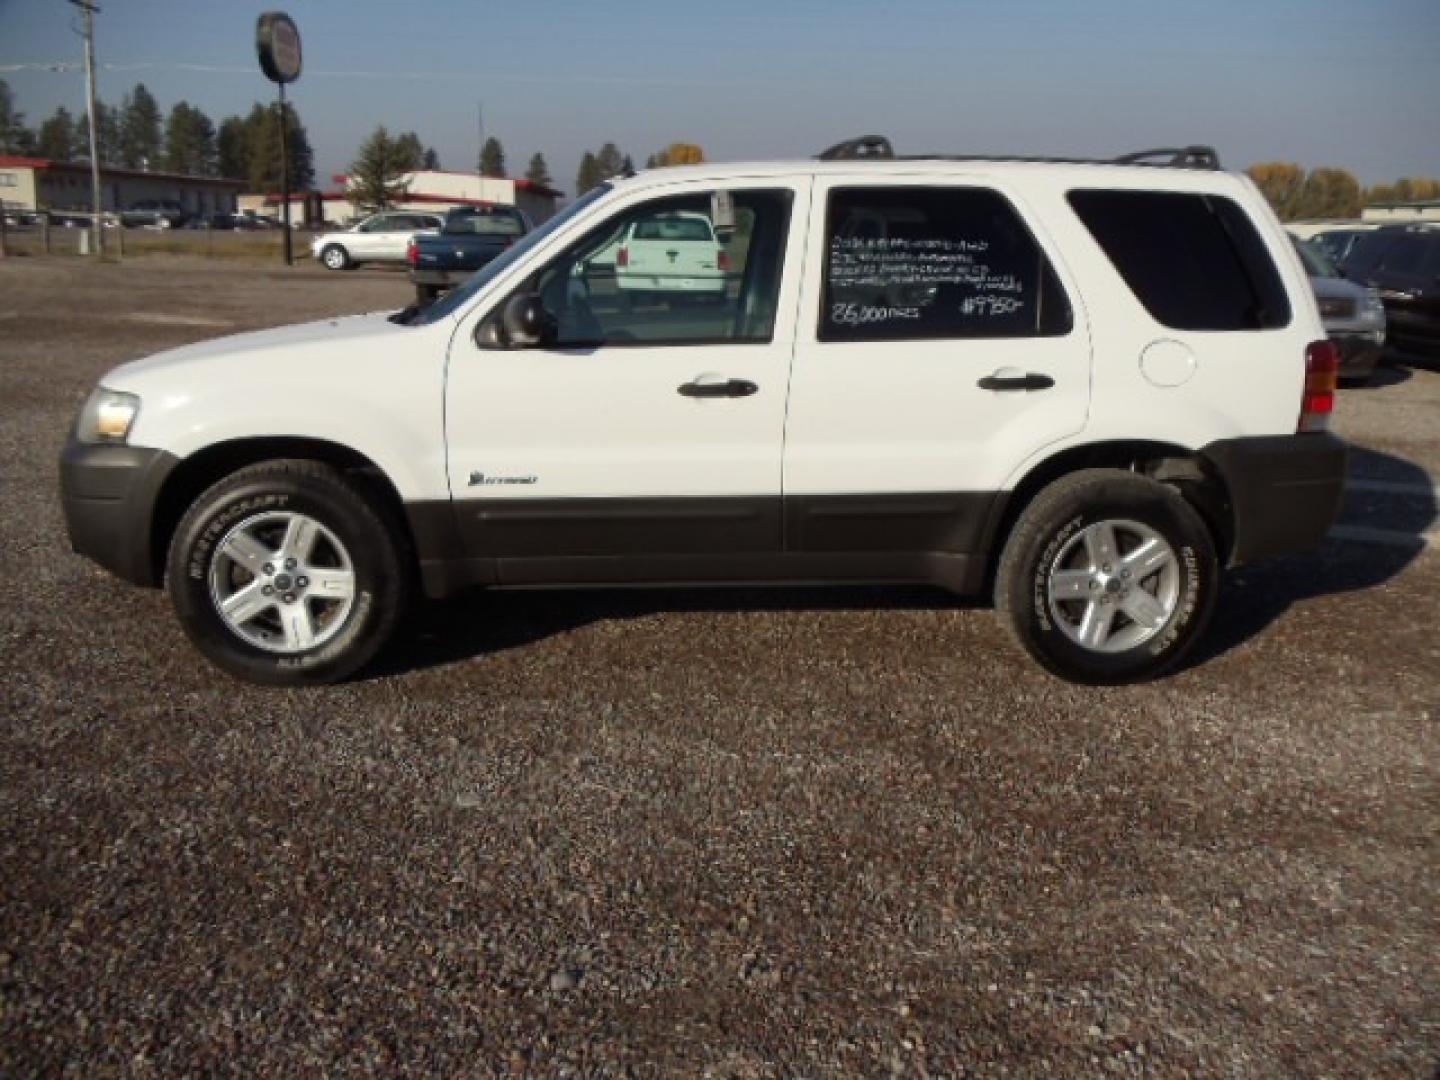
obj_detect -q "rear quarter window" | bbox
[1068,189,1291,331]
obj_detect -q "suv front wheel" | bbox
[319,244,351,271]
[165,460,407,686]
[995,470,1218,684]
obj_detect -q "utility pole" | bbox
[69,0,104,258]
[477,101,484,174]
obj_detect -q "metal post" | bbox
[42,212,51,254]
[73,0,105,259]
[278,83,292,265]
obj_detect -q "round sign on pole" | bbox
[257,12,302,84]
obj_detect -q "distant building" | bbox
[0,155,244,217]
[1361,199,1440,225]
[244,169,564,229]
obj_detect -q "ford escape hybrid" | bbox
[61,137,1347,686]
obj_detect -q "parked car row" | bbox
[1336,226,1440,356]
[1290,223,1440,376]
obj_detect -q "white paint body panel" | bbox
[94,156,1322,520]
[107,313,451,502]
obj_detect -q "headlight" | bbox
[76,387,141,444]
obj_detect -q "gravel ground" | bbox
[2,257,1436,1076]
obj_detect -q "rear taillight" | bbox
[1299,340,1339,432]
[717,249,732,272]
[405,238,418,267]
[616,247,629,268]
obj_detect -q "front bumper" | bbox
[1202,433,1348,565]
[59,439,180,587]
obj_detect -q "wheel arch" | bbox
[982,439,1236,590]
[149,436,415,585]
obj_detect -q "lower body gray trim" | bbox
[411,492,1002,599]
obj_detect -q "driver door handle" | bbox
[678,376,758,399]
[977,367,1055,392]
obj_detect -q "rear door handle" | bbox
[678,376,758,399]
[977,367,1055,392]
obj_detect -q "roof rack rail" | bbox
[1112,146,1221,170]
[818,135,895,161]
[815,136,1222,171]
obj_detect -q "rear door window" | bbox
[1068,190,1291,330]
[819,186,1073,342]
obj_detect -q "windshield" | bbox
[409,184,614,326]
[1292,236,1339,278]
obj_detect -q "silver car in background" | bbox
[1293,236,1387,382]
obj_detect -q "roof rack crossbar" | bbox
[816,136,1221,171]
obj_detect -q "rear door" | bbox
[784,176,1089,557]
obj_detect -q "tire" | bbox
[994,469,1218,684]
[165,460,408,686]
[319,244,351,271]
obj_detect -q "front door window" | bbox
[529,189,794,347]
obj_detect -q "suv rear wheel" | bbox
[165,460,407,686]
[995,469,1218,684]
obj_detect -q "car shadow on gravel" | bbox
[1187,442,1436,669]
[1343,364,1412,390]
[373,584,974,680]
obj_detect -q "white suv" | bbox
[61,137,1347,686]
[311,211,443,270]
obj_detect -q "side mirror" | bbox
[501,292,552,348]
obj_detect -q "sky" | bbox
[2,0,1438,195]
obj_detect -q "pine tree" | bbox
[479,137,506,177]
[621,153,635,173]
[241,101,314,191]
[216,115,248,179]
[162,102,216,175]
[422,147,440,170]
[394,131,425,172]
[575,151,601,195]
[348,125,413,210]
[595,142,624,180]
[118,83,163,169]
[37,106,80,161]
[0,79,37,154]
[524,152,552,186]
[94,101,122,165]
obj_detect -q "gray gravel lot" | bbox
[2,257,1437,1076]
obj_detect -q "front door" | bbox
[445,181,810,577]
[783,177,1092,558]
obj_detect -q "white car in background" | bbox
[615,210,727,297]
[311,211,443,270]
